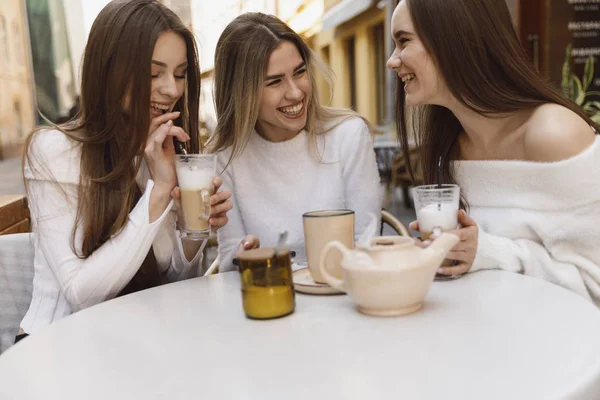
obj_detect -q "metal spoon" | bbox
[273,230,288,259]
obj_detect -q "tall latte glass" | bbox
[412,184,461,281]
[175,154,216,240]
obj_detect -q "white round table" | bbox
[1,270,600,399]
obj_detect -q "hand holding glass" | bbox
[412,184,461,280]
[175,154,216,240]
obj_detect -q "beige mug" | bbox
[302,209,354,283]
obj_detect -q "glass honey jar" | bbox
[237,248,295,320]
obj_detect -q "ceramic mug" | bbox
[302,209,354,283]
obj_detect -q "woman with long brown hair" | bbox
[18,0,232,339]
[211,13,381,271]
[388,0,600,305]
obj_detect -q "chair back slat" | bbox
[0,233,34,354]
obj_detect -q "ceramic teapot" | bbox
[318,233,459,316]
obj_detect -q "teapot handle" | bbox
[319,241,347,292]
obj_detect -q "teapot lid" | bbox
[357,236,413,251]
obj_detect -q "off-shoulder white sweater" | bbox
[455,136,600,306]
[21,129,205,333]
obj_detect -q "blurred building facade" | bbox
[299,0,393,129]
[0,0,35,159]
[191,0,520,134]
[2,0,594,160]
[25,0,78,125]
[192,0,277,136]
[278,0,583,134]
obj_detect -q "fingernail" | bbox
[437,268,444,274]
[166,120,173,127]
[209,219,215,224]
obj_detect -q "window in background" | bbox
[372,22,387,125]
[322,45,330,66]
[14,102,23,138]
[346,36,356,110]
[13,22,22,65]
[0,16,9,66]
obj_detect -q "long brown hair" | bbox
[24,0,201,258]
[395,0,598,190]
[210,12,364,167]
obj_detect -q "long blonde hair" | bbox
[210,12,367,167]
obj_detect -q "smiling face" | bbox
[149,31,188,118]
[255,40,311,142]
[386,1,449,107]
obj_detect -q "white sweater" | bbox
[21,130,204,333]
[216,117,382,271]
[454,136,600,306]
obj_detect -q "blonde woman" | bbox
[211,12,381,271]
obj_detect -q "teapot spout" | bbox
[424,233,460,267]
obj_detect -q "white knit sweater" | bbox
[454,136,600,306]
[21,130,204,333]
[216,117,382,271]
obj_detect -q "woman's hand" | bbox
[438,210,478,276]
[236,235,260,256]
[209,176,232,230]
[171,177,232,232]
[409,210,479,276]
[145,111,190,193]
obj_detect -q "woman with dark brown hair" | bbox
[17,0,232,339]
[388,0,600,305]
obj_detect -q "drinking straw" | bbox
[437,156,442,188]
[437,156,442,211]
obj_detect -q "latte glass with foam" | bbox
[175,154,216,240]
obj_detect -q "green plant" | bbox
[562,43,600,124]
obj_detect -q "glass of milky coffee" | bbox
[175,154,216,240]
[412,184,461,280]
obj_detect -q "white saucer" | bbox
[292,268,344,295]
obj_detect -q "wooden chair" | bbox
[380,209,411,237]
[389,146,424,209]
[0,233,34,354]
[0,195,30,235]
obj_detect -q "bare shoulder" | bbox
[524,103,596,162]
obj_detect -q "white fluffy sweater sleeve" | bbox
[454,136,600,306]
[21,129,203,332]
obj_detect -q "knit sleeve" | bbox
[136,158,205,280]
[151,209,206,281]
[340,118,382,240]
[471,223,600,307]
[25,129,174,310]
[28,178,173,311]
